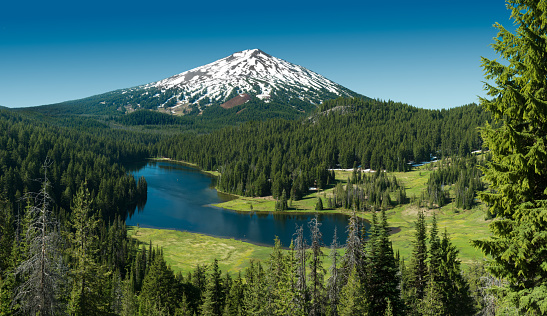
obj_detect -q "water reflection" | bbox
[125,161,366,247]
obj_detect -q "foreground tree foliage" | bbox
[13,162,65,316]
[473,0,547,313]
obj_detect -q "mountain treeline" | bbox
[152,98,489,200]
[419,156,486,210]
[0,108,151,220]
[0,176,487,316]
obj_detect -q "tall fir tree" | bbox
[326,227,341,316]
[67,182,107,315]
[294,224,309,315]
[341,211,364,283]
[200,259,224,316]
[402,210,428,315]
[337,267,368,316]
[472,0,547,313]
[223,274,244,316]
[139,250,179,315]
[308,216,326,316]
[242,260,267,315]
[438,229,475,315]
[365,209,401,316]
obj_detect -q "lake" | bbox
[125,160,362,247]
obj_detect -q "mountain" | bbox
[21,49,364,116]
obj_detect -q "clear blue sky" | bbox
[0,0,511,109]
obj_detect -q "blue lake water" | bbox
[125,161,361,247]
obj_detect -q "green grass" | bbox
[213,165,491,266]
[128,226,346,277]
[131,163,491,274]
[128,227,271,275]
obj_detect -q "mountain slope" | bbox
[21,49,364,116]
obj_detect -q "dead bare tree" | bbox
[13,158,65,315]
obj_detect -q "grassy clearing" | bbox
[134,162,490,272]
[128,226,271,275]
[128,226,346,277]
[213,165,491,266]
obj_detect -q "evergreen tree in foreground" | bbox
[473,0,547,313]
[13,160,65,316]
[68,182,107,315]
[365,210,401,315]
[403,210,427,315]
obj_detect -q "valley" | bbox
[1,10,544,311]
[129,160,488,278]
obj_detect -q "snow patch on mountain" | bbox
[133,49,353,108]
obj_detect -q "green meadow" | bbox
[130,164,490,274]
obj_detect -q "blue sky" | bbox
[0,0,511,109]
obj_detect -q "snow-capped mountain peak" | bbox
[119,49,356,114]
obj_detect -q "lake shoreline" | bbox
[126,160,354,247]
[148,157,357,216]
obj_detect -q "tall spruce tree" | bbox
[294,224,309,315]
[473,0,547,313]
[337,267,368,316]
[67,182,106,316]
[308,216,326,316]
[326,228,341,316]
[268,237,297,315]
[402,210,428,315]
[410,210,428,300]
[365,209,401,316]
[341,211,363,283]
[438,229,475,315]
[139,250,179,315]
[242,260,267,315]
[200,259,224,316]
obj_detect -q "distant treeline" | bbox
[151,97,489,199]
[0,108,152,220]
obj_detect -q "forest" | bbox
[1,1,547,314]
[0,92,501,315]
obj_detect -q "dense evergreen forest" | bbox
[3,0,547,309]
[0,93,498,315]
[150,98,488,201]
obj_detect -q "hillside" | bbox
[16,49,364,119]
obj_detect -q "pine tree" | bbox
[403,210,428,315]
[308,217,325,316]
[13,160,65,316]
[67,182,106,315]
[0,201,14,276]
[438,229,475,315]
[242,260,267,315]
[472,1,547,313]
[139,251,178,315]
[200,259,224,316]
[326,228,341,316]
[341,211,363,283]
[315,197,324,211]
[121,273,138,316]
[427,213,440,284]
[294,224,309,314]
[366,209,401,316]
[419,275,444,316]
[267,237,298,315]
[223,274,244,316]
[337,267,367,316]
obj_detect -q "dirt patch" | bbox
[221,93,251,109]
[401,205,436,217]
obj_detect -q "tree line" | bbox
[0,169,487,316]
[149,98,488,201]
